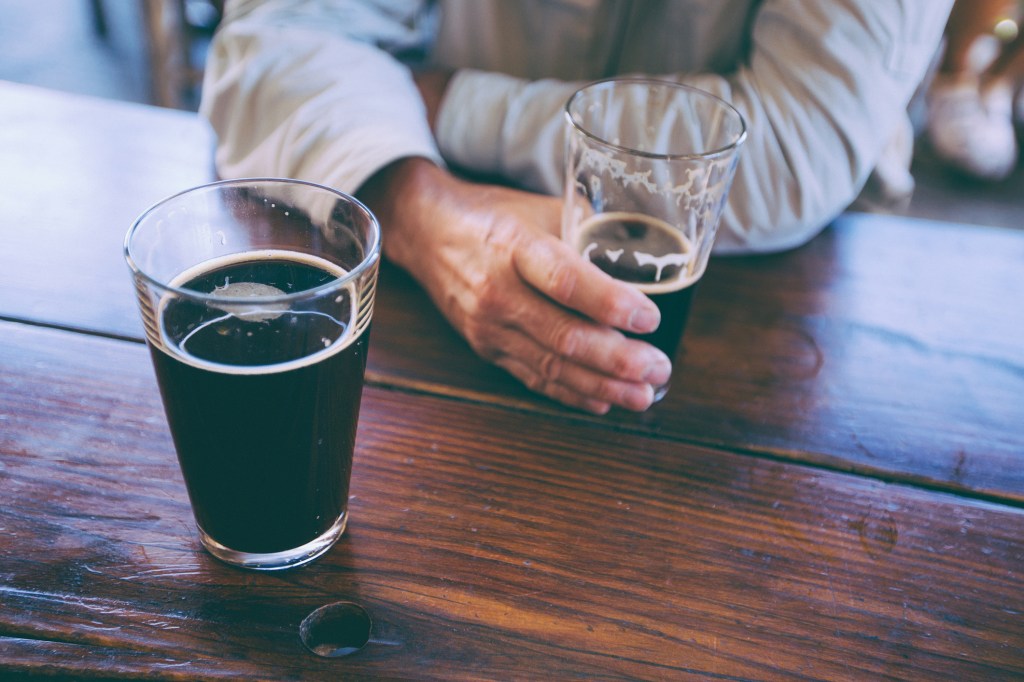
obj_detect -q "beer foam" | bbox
[574,212,704,294]
[159,249,362,375]
[210,281,288,322]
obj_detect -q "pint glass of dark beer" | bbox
[125,179,380,570]
[562,79,746,401]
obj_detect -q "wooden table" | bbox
[2,80,1022,680]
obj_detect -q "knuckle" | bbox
[456,301,499,356]
[464,278,504,320]
[604,338,652,381]
[483,218,519,249]
[605,293,634,325]
[536,351,565,383]
[614,348,647,378]
[609,348,643,378]
[462,266,490,294]
[520,370,551,395]
[594,287,636,329]
[544,261,579,303]
[549,320,583,357]
[458,314,498,359]
[588,378,620,404]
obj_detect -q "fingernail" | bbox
[623,383,655,412]
[642,351,672,386]
[628,306,660,334]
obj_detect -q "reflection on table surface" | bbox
[1,80,1022,680]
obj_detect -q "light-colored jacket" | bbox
[201,0,951,253]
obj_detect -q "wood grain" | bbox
[2,320,1022,680]
[1,82,1021,503]
[366,215,1024,502]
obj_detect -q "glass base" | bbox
[652,382,670,403]
[197,512,347,571]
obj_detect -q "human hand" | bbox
[359,159,672,414]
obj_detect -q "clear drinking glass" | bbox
[125,178,380,570]
[562,78,746,401]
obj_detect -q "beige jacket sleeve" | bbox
[202,0,951,254]
[435,0,952,253]
[200,0,443,193]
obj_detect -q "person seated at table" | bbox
[200,0,951,414]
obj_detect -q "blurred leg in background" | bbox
[927,0,1024,181]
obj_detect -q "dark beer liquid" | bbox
[576,213,698,361]
[150,253,368,555]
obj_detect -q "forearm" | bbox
[355,157,456,281]
[432,0,952,254]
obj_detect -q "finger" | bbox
[503,291,672,387]
[500,354,613,414]
[514,235,661,334]
[492,325,659,413]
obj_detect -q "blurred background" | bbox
[0,0,220,110]
[0,0,1020,230]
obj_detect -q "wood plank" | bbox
[2,321,1022,680]
[367,214,1024,502]
[2,81,1022,501]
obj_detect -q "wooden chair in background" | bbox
[91,0,222,110]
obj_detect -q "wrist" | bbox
[355,157,455,276]
[413,68,455,133]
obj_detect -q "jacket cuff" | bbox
[434,69,526,176]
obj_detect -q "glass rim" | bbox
[124,177,381,305]
[565,77,748,161]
